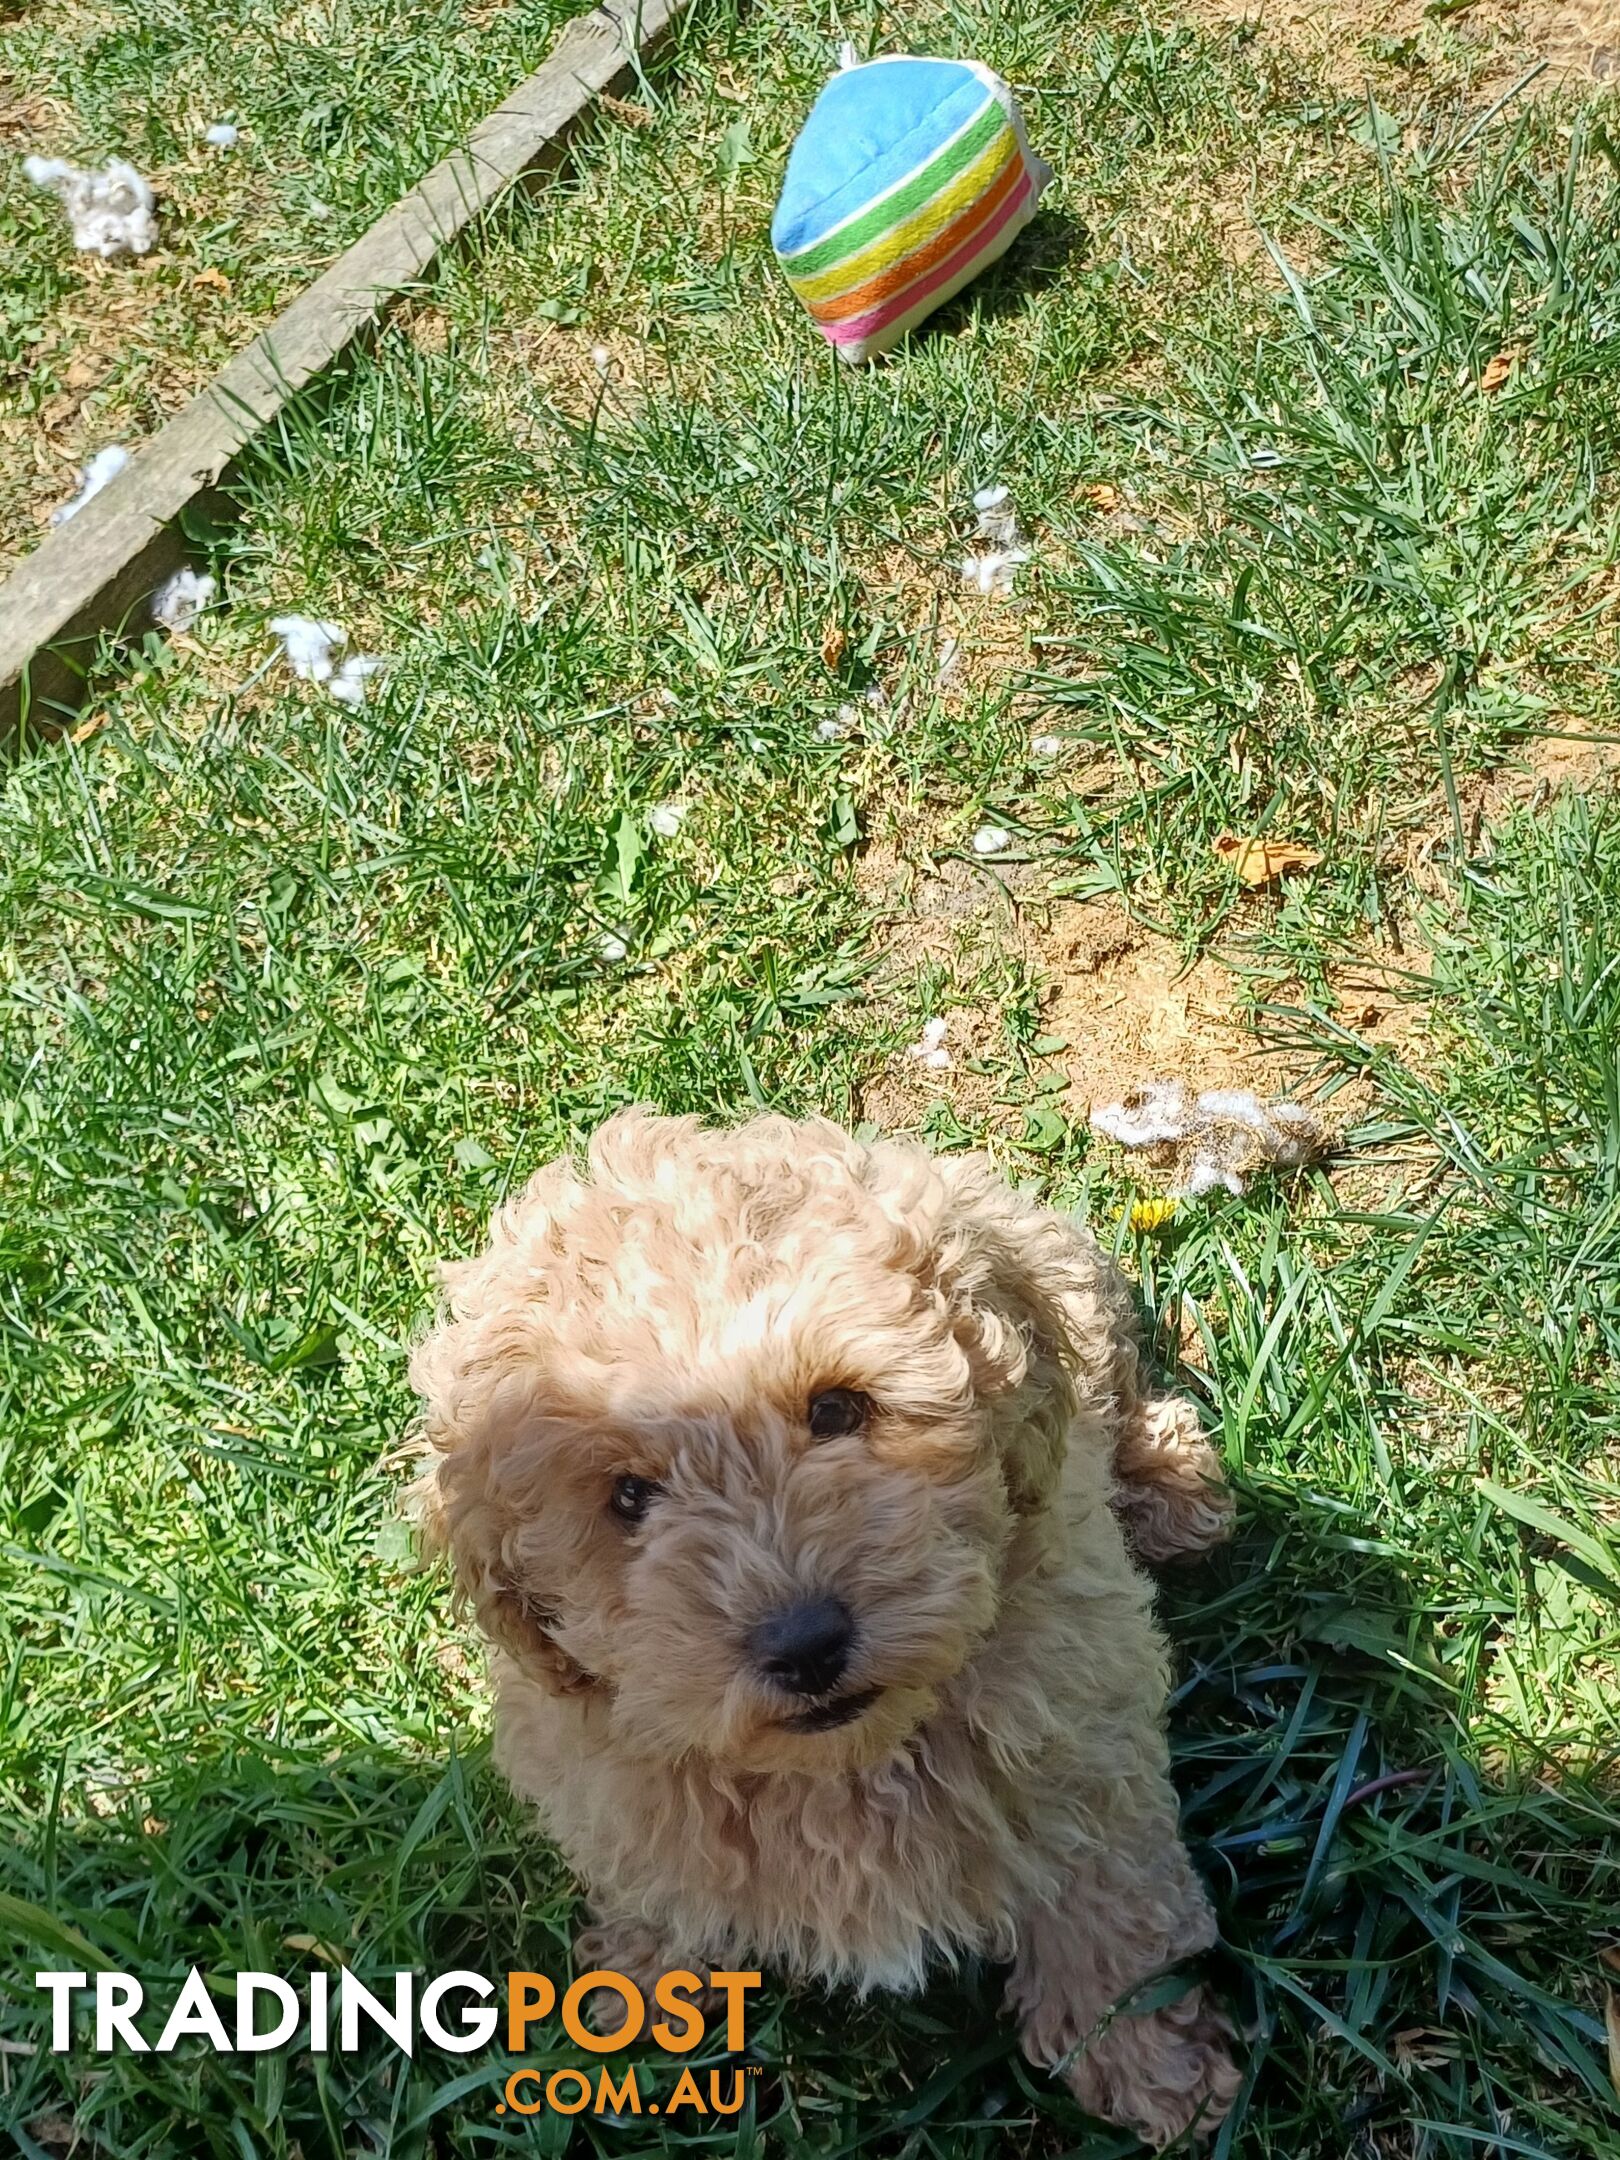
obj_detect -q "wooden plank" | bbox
[0,0,687,740]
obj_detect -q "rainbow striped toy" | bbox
[771,55,1051,364]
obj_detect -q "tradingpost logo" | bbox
[35,1963,764,2119]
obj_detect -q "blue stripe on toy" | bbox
[769,58,992,258]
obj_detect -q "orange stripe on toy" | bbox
[803,145,1024,326]
[825,166,1034,349]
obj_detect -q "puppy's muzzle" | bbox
[748,1595,856,1698]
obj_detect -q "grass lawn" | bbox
[0,0,583,566]
[3,0,1620,2152]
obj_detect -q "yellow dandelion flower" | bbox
[1126,1196,1179,1232]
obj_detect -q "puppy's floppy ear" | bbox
[408,1162,599,1698]
[870,1146,1141,1516]
[411,1451,597,1698]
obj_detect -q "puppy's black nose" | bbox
[749,1596,855,1697]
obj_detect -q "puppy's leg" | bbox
[1007,1799,1239,2148]
[1049,1234,1230,1563]
[1112,1393,1233,1564]
[573,1914,723,2037]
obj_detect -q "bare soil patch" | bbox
[857,830,1345,1131]
[1170,0,1620,93]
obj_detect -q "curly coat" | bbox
[411,1110,1239,2145]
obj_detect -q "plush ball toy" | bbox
[771,54,1051,364]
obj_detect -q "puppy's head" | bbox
[411,1110,1085,1776]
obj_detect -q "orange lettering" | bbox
[651,1969,706,2052]
[667,2065,706,2113]
[561,1970,645,2053]
[709,2069,747,2115]
[505,1972,555,2051]
[706,1969,763,2050]
[596,2065,641,2113]
[504,2068,544,2115]
[547,2068,593,2114]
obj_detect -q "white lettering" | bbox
[338,1969,413,2056]
[235,1971,300,2051]
[156,1968,232,2053]
[420,1971,497,2052]
[96,1973,148,2052]
[35,1971,85,2052]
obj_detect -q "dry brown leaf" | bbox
[70,712,108,744]
[1599,1943,1620,1973]
[821,627,847,670]
[23,2116,76,2148]
[1480,350,1515,394]
[63,355,101,390]
[600,92,653,127]
[1392,2025,1455,2070]
[1083,482,1121,512]
[1606,1988,1620,2100]
[282,1933,347,1965]
[192,266,232,294]
[1214,833,1325,885]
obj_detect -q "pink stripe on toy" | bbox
[825,167,1034,348]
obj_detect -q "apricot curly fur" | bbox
[411,1110,1239,2146]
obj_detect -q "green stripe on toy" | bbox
[771,54,1051,364]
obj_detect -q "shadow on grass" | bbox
[909,207,1093,351]
[1164,1484,1618,2160]
[1,1497,1615,2160]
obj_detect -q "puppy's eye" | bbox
[609,1474,660,1524]
[808,1388,869,1439]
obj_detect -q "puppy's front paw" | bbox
[572,1916,721,2039]
[1064,1983,1240,2149]
[1113,1396,1234,1565]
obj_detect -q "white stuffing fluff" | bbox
[972,825,1010,855]
[818,685,887,741]
[961,483,1031,598]
[24,156,158,259]
[271,615,346,683]
[1091,1080,1197,1151]
[270,616,385,705]
[961,548,1029,599]
[972,483,1023,550]
[52,445,130,524]
[204,123,240,149]
[151,569,216,631]
[598,931,629,962]
[327,654,385,708]
[649,802,687,836]
[1091,1079,1326,1199]
[907,1016,952,1070]
[1031,733,1062,758]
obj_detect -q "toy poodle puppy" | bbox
[411,1110,1239,2146]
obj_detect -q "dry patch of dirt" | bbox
[1037,896,1280,1114]
[1171,0,1619,94]
[854,820,1446,1238]
[859,833,1340,1123]
[1516,715,1620,797]
[1540,0,1620,73]
[480,322,655,437]
[1391,715,1620,905]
